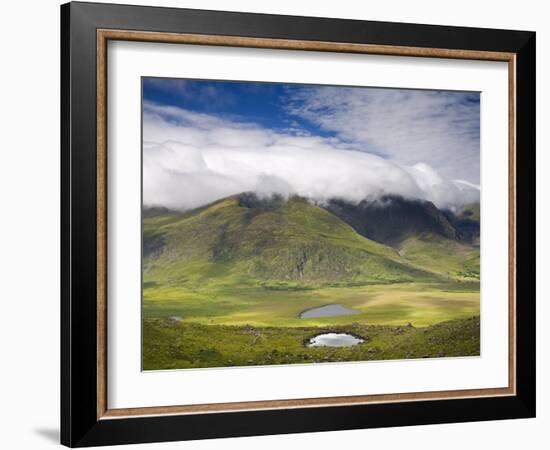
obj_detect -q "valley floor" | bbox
[142,281,480,370]
[143,315,480,370]
[143,281,480,327]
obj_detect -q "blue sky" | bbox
[143,78,338,138]
[142,77,480,211]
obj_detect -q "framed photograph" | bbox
[61,1,536,447]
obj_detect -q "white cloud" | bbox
[284,87,480,184]
[143,102,479,211]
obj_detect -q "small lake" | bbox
[299,304,360,319]
[307,333,364,348]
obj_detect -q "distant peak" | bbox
[323,194,458,246]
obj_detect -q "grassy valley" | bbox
[142,193,480,369]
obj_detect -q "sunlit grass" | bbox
[143,281,479,328]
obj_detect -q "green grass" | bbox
[143,281,479,327]
[397,235,480,280]
[143,316,480,370]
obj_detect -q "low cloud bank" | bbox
[284,86,481,184]
[143,103,479,212]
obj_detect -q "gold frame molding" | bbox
[96,29,517,420]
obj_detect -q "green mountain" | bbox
[396,234,480,279]
[143,194,455,289]
[323,196,459,246]
[322,196,480,279]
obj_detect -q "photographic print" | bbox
[141,78,481,370]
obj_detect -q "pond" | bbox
[299,303,360,319]
[307,333,364,348]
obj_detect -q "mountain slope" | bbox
[397,234,479,279]
[323,195,459,246]
[322,196,479,279]
[443,203,481,246]
[143,194,440,288]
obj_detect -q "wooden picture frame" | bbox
[61,1,535,447]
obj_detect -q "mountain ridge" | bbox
[323,195,460,247]
[143,193,479,288]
